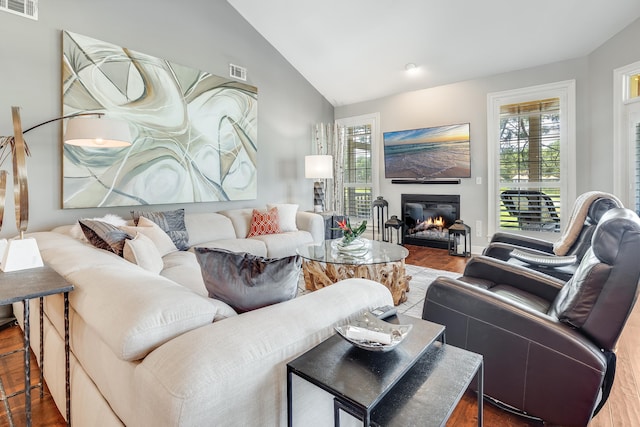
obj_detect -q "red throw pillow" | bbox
[247,207,282,237]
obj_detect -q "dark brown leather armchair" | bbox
[422,208,640,427]
[483,192,622,281]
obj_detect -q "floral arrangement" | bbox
[335,218,367,245]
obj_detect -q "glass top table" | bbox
[296,238,409,265]
[296,239,411,305]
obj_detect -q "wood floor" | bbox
[0,245,637,426]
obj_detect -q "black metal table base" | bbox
[23,293,71,427]
[0,266,74,427]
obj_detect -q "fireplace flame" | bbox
[424,216,445,228]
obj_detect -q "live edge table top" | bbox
[0,265,74,304]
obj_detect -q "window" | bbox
[614,61,640,212]
[636,123,640,212]
[487,81,576,237]
[631,74,640,100]
[336,114,380,223]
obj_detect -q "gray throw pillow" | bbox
[131,208,189,251]
[194,248,301,313]
[79,219,132,256]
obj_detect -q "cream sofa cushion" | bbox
[134,279,394,426]
[121,216,177,256]
[66,264,220,361]
[267,203,299,231]
[218,208,253,238]
[250,231,314,258]
[123,233,164,274]
[185,212,237,246]
[31,231,220,361]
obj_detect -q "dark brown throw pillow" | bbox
[79,219,131,256]
[194,248,301,313]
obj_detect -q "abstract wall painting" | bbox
[62,31,258,208]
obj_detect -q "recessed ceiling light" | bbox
[405,63,417,71]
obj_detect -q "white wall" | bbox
[335,17,640,244]
[0,0,333,237]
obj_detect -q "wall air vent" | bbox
[0,0,38,20]
[229,63,247,81]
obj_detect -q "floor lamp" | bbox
[0,106,131,272]
[305,155,333,213]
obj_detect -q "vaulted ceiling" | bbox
[228,0,640,106]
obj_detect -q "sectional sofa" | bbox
[13,207,394,426]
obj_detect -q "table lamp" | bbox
[0,106,132,271]
[305,155,333,213]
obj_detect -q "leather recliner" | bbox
[422,208,640,427]
[482,192,622,281]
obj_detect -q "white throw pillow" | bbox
[123,233,164,274]
[120,216,177,256]
[267,203,299,232]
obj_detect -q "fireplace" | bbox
[401,194,460,249]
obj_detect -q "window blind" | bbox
[635,123,640,214]
[342,124,372,221]
[498,98,562,232]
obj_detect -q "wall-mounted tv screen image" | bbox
[383,123,471,179]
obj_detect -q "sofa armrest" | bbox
[296,211,324,243]
[134,279,393,426]
[463,255,565,301]
[487,231,555,253]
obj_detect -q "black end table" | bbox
[287,314,483,426]
[0,265,74,427]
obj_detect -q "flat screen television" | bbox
[383,123,471,179]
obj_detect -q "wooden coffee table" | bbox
[296,239,411,305]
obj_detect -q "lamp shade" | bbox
[305,155,333,179]
[64,117,132,148]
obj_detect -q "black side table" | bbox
[316,212,348,239]
[0,265,74,427]
[287,314,483,427]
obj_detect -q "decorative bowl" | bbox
[335,311,412,352]
[331,238,368,256]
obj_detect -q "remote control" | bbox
[371,305,397,320]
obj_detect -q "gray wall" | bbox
[336,18,640,244]
[0,0,333,237]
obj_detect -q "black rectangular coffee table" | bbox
[287,314,482,426]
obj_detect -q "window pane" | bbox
[344,125,372,184]
[636,123,640,213]
[498,98,562,233]
[343,187,372,220]
[630,73,640,99]
[499,188,561,231]
[499,99,560,184]
[342,123,373,221]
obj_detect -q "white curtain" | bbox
[313,123,345,214]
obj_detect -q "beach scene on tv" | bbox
[383,123,471,179]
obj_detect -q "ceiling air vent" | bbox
[229,64,247,81]
[0,0,38,20]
